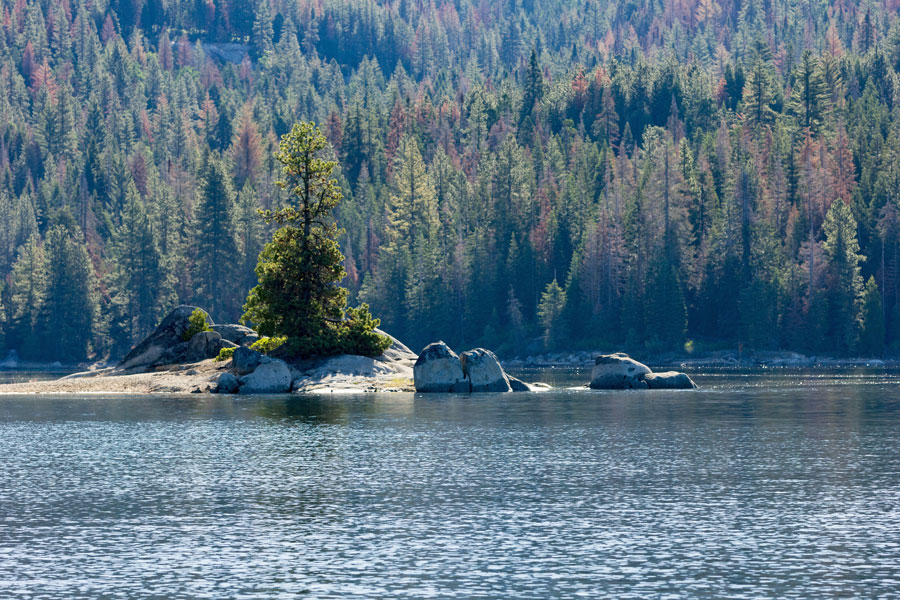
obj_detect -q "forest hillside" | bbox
[1,0,900,361]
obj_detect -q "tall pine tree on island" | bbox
[242,122,390,359]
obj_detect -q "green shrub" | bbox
[215,346,236,362]
[250,336,287,354]
[181,308,211,341]
[255,308,391,360]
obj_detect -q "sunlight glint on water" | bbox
[1,370,899,598]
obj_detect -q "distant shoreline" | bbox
[505,351,900,370]
[2,353,898,376]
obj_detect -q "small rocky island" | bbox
[0,310,695,395]
[0,305,419,394]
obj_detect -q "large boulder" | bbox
[119,305,211,369]
[213,372,240,394]
[232,346,263,376]
[414,342,468,393]
[186,331,236,363]
[460,348,512,392]
[211,324,259,347]
[589,353,652,389]
[644,371,698,389]
[238,358,292,393]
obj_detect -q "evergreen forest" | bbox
[2,0,900,362]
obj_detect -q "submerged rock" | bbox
[644,371,697,389]
[460,348,512,392]
[238,358,292,393]
[508,375,532,392]
[119,305,211,369]
[414,342,468,393]
[589,353,652,389]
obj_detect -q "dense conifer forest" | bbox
[1,0,900,362]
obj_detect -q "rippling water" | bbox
[2,370,900,598]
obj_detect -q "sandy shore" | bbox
[0,361,228,394]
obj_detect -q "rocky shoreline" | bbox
[1,304,890,396]
[0,306,419,395]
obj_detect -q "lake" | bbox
[1,369,899,598]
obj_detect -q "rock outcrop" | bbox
[590,353,652,389]
[119,305,210,369]
[186,331,236,363]
[414,342,469,392]
[232,346,263,376]
[414,342,538,393]
[211,324,259,347]
[643,371,698,389]
[375,328,416,365]
[308,355,393,378]
[589,353,697,390]
[460,348,512,392]
[238,358,292,393]
[37,305,424,395]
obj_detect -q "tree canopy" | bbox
[1,0,900,361]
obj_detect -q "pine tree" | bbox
[859,276,885,356]
[229,104,263,189]
[193,155,239,321]
[108,184,169,355]
[386,134,438,250]
[521,49,544,121]
[591,86,620,146]
[742,59,776,131]
[822,200,864,354]
[789,51,828,134]
[251,0,274,56]
[538,277,567,350]
[8,234,46,359]
[643,252,687,348]
[243,122,390,358]
[235,183,266,296]
[37,224,97,362]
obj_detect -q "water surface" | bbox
[1,370,899,598]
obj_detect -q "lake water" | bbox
[1,369,900,598]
